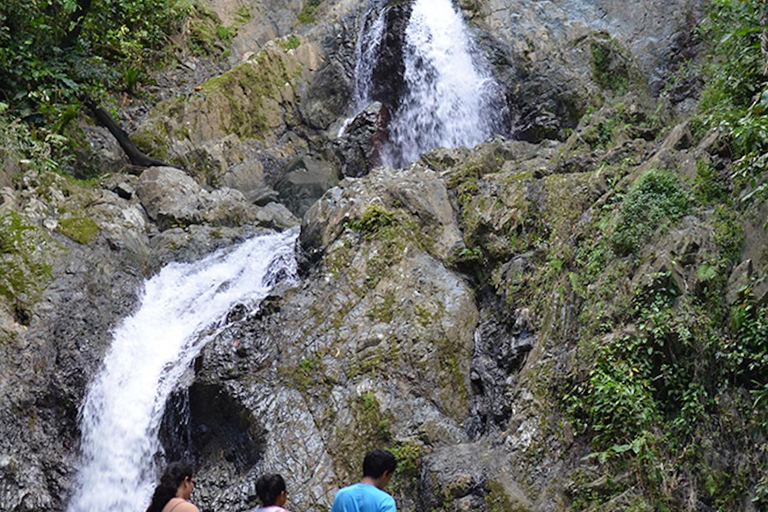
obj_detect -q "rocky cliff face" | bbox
[3,0,766,511]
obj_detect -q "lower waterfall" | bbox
[66,228,299,512]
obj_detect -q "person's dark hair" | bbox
[146,462,194,512]
[256,473,286,506]
[362,449,397,479]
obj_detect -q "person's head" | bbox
[146,462,195,512]
[362,449,397,489]
[256,473,287,507]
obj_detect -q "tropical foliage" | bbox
[0,0,185,123]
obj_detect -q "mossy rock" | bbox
[590,33,630,94]
[297,0,323,24]
[329,390,394,482]
[187,3,234,56]
[0,211,53,316]
[200,48,302,139]
[134,44,304,162]
[57,216,100,244]
[132,123,171,162]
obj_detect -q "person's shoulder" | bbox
[333,483,355,498]
[378,492,396,512]
[177,501,200,512]
[162,499,200,512]
[375,488,395,503]
[369,487,395,509]
[337,483,361,493]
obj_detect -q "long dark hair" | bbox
[146,462,194,512]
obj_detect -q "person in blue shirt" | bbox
[329,449,398,512]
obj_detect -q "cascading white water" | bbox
[384,0,503,166]
[66,228,299,512]
[338,1,389,137]
[353,0,388,110]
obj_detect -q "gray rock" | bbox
[275,155,340,217]
[299,162,464,268]
[136,166,208,230]
[255,202,300,230]
[220,160,272,204]
[300,59,354,131]
[332,102,390,178]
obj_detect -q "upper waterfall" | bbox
[351,0,504,167]
[66,229,299,512]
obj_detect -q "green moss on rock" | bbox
[330,390,394,482]
[187,4,234,56]
[0,211,53,320]
[590,34,630,94]
[297,0,323,24]
[198,47,302,139]
[58,216,99,244]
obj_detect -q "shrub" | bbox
[611,169,690,256]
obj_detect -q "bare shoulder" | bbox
[179,502,201,512]
[162,499,200,512]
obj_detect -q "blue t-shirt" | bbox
[329,483,396,512]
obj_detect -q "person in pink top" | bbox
[252,473,294,512]
[146,462,200,512]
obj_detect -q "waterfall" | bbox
[348,0,503,166]
[66,228,299,512]
[384,0,503,166]
[338,1,389,137]
[354,0,389,110]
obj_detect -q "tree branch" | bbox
[86,102,169,168]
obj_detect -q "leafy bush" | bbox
[0,104,63,174]
[610,169,690,256]
[696,0,768,178]
[0,0,186,123]
[726,299,768,384]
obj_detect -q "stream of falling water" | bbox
[347,0,503,166]
[66,228,299,512]
[385,0,503,166]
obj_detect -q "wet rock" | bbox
[332,101,390,178]
[300,58,354,131]
[471,296,536,429]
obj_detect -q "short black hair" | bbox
[256,473,286,506]
[362,449,397,478]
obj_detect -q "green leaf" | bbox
[611,443,632,453]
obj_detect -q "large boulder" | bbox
[132,44,308,182]
[466,0,700,141]
[136,166,208,229]
[135,166,299,231]
[299,162,464,266]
